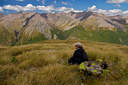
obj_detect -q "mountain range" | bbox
[0,11,128,46]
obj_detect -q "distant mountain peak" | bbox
[0,11,128,46]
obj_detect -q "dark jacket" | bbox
[68,48,89,65]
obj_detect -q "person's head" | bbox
[74,42,83,49]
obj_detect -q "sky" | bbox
[0,0,128,16]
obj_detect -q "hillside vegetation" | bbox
[51,26,128,45]
[0,40,128,85]
[0,11,128,46]
[0,25,128,46]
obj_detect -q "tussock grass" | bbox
[0,40,128,85]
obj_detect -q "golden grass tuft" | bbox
[0,40,128,85]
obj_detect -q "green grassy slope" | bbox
[0,40,128,85]
[15,33,47,46]
[66,26,128,45]
[0,27,48,46]
[51,28,66,40]
[50,26,128,45]
[0,28,16,46]
[0,25,128,46]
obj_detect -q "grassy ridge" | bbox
[0,40,128,85]
[67,26,128,45]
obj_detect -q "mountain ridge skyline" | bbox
[1,10,128,17]
[0,11,128,46]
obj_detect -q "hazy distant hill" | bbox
[0,11,128,46]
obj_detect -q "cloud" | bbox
[54,0,56,4]
[123,10,128,15]
[3,4,36,12]
[2,4,82,13]
[62,1,68,5]
[107,0,128,4]
[16,0,24,1]
[36,5,54,12]
[88,5,128,16]
[42,0,46,4]
[37,5,83,13]
[36,5,83,13]
[55,7,83,13]
[62,1,73,6]
[88,5,97,11]
[107,0,128,7]
[37,0,46,4]
[0,7,4,12]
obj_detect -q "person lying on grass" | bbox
[68,42,89,65]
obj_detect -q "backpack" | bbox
[79,59,110,76]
